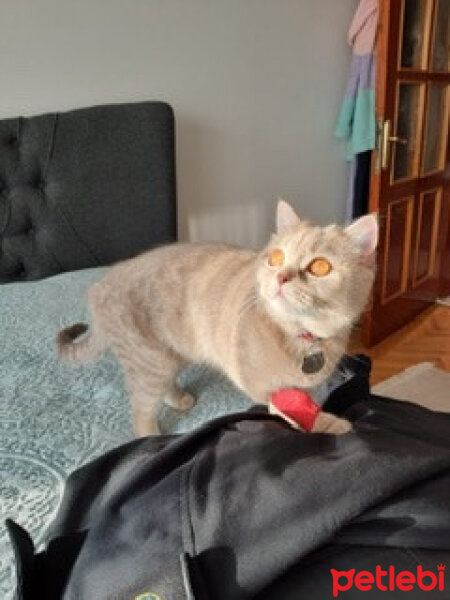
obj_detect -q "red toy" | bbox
[270,388,321,432]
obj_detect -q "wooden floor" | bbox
[349,305,450,386]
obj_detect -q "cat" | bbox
[58,200,378,436]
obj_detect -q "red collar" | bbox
[299,330,323,342]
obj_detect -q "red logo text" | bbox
[330,564,446,597]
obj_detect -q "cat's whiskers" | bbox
[238,292,259,319]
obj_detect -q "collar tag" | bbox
[302,350,325,374]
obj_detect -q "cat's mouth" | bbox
[276,282,318,308]
[264,282,345,339]
[272,286,317,317]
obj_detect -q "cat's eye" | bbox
[307,257,332,277]
[268,248,285,267]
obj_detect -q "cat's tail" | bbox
[57,323,105,363]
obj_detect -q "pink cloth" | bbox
[348,0,379,55]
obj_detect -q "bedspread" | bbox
[0,267,252,599]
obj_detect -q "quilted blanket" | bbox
[0,267,252,599]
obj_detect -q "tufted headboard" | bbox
[0,101,176,283]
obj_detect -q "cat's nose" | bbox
[277,272,290,286]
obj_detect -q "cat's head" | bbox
[256,200,378,340]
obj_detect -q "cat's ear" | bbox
[345,213,379,257]
[276,199,301,234]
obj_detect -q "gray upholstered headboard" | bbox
[0,101,176,283]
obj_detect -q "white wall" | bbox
[0,0,356,248]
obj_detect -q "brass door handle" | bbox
[388,136,408,145]
[378,119,409,171]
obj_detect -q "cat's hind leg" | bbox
[92,289,195,436]
[122,352,192,437]
[106,331,193,436]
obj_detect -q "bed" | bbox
[0,101,253,598]
[2,102,450,600]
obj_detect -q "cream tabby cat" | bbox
[58,200,378,436]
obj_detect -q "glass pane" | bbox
[384,199,412,300]
[422,84,448,173]
[401,0,428,68]
[414,190,440,282]
[393,83,422,181]
[431,0,449,71]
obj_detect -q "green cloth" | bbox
[335,88,376,159]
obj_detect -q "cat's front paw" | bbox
[311,411,352,435]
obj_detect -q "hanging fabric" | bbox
[335,0,379,222]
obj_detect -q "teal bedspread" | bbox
[0,267,252,599]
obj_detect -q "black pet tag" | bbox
[302,350,325,374]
